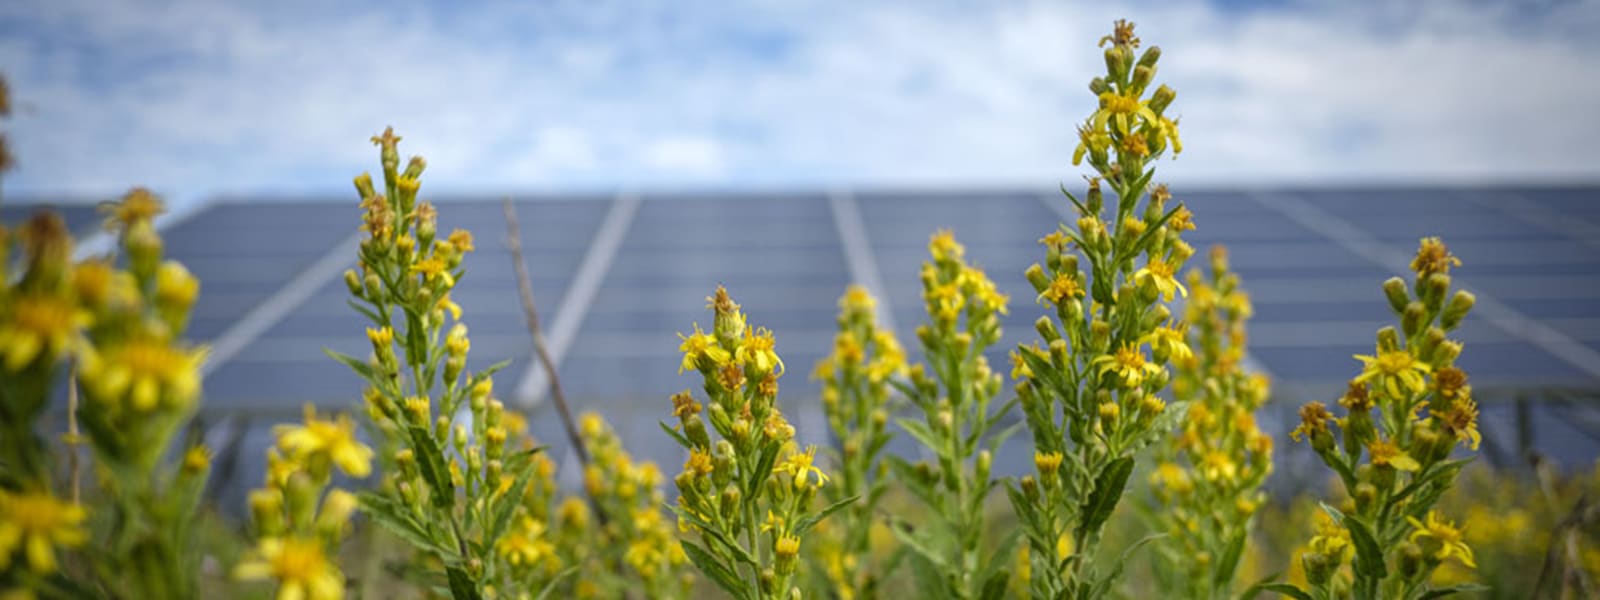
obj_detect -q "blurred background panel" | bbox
[2,0,1598,496]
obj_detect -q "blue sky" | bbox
[1,0,1598,201]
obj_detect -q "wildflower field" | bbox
[2,20,1599,600]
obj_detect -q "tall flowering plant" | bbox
[1257,238,1484,600]
[1,187,210,599]
[664,286,851,600]
[810,286,906,599]
[320,128,549,599]
[1146,246,1274,598]
[1007,20,1195,598]
[890,230,1015,599]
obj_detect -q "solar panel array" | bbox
[9,187,1600,496]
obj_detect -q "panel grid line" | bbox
[1248,190,1600,381]
[514,192,642,407]
[827,189,897,333]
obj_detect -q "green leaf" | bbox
[977,567,1011,600]
[1214,530,1249,589]
[1239,582,1312,600]
[446,566,482,600]
[888,520,949,570]
[747,442,782,498]
[487,455,539,541]
[346,299,388,327]
[325,348,378,380]
[658,420,693,449]
[407,426,456,509]
[668,504,757,566]
[1078,456,1134,538]
[1417,583,1489,598]
[896,417,943,455]
[1059,182,1090,216]
[1343,516,1387,579]
[681,540,750,600]
[533,566,579,600]
[794,495,859,536]
[357,492,446,555]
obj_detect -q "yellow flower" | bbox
[1439,395,1481,451]
[274,405,374,478]
[80,336,207,411]
[682,449,714,478]
[928,229,964,262]
[1290,401,1334,442]
[1308,513,1352,561]
[1033,451,1064,478]
[0,294,87,371]
[1410,237,1460,277]
[1407,511,1475,569]
[446,229,475,253]
[963,267,1009,315]
[676,324,730,373]
[1010,345,1042,380]
[776,445,829,489]
[101,187,164,229]
[1150,462,1192,495]
[1366,438,1421,472]
[737,327,784,377]
[234,536,345,600]
[155,261,200,310]
[497,517,556,568]
[1134,258,1187,302]
[409,258,451,284]
[1038,273,1084,305]
[0,490,88,574]
[1353,350,1431,398]
[840,285,876,314]
[1167,206,1195,231]
[1143,321,1192,364]
[1091,342,1162,388]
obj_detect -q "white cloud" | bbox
[0,0,1596,203]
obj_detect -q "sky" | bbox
[1,0,1598,202]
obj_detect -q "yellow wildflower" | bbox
[0,490,88,574]
[1407,511,1475,568]
[776,445,829,489]
[1290,402,1334,442]
[737,327,784,377]
[1092,342,1162,388]
[101,187,164,229]
[1353,350,1431,398]
[1367,438,1421,472]
[1439,395,1481,451]
[234,536,345,600]
[1134,258,1187,302]
[0,294,86,371]
[841,285,875,313]
[929,229,964,262]
[80,336,207,411]
[1308,513,1352,561]
[1038,273,1084,305]
[1411,237,1460,277]
[446,229,475,253]
[683,449,714,478]
[409,258,450,284]
[676,324,730,373]
[1144,321,1192,364]
[498,517,556,568]
[274,405,374,478]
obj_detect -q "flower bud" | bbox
[1130,65,1154,92]
[1104,46,1129,82]
[1398,541,1424,578]
[127,221,163,282]
[1440,290,1475,330]
[1137,45,1161,69]
[774,536,800,577]
[1382,277,1410,315]
[1025,263,1051,294]
[1303,552,1334,586]
[1089,320,1111,353]
[1148,85,1176,115]
[719,484,741,521]
[1402,301,1427,338]
[1422,273,1451,312]
[1354,482,1378,514]
[364,272,384,301]
[249,488,285,536]
[344,269,364,296]
[1376,327,1400,353]
[316,489,359,537]
[1020,475,1040,503]
[354,172,377,200]
[285,472,318,529]
[1088,77,1109,95]
[1035,316,1061,344]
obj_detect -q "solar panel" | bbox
[6,186,1598,497]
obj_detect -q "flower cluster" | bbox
[1147,246,1274,598]
[237,405,370,600]
[322,128,545,599]
[891,230,1014,598]
[1276,237,1482,599]
[664,286,847,600]
[809,286,906,599]
[575,412,690,598]
[0,186,214,599]
[1008,20,1194,598]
